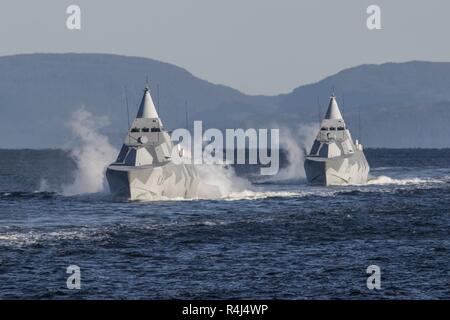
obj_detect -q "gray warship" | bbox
[106,86,199,200]
[304,94,369,185]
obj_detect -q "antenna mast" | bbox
[358,104,361,141]
[342,92,345,118]
[124,86,131,144]
[317,96,322,127]
[157,83,160,115]
[185,101,189,132]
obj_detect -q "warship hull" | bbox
[106,162,199,200]
[304,151,369,186]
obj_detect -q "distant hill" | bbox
[0,53,449,148]
[274,61,450,148]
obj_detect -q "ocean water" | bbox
[0,148,449,299]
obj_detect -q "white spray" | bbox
[268,124,317,181]
[195,164,251,199]
[174,131,251,199]
[62,108,118,196]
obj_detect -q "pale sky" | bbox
[0,0,449,94]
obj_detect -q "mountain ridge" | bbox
[0,53,449,148]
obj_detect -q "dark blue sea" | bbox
[0,149,449,299]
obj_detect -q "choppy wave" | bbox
[1,169,448,203]
[367,175,444,185]
[0,191,57,199]
[221,190,306,201]
[130,189,307,202]
[0,176,444,203]
[0,216,272,248]
[0,188,313,202]
[0,229,108,247]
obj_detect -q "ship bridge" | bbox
[304,94,370,185]
[307,95,360,159]
[113,86,173,167]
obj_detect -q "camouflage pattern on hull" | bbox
[305,150,369,185]
[106,86,199,200]
[106,163,199,200]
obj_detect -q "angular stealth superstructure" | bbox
[304,95,369,185]
[106,86,199,200]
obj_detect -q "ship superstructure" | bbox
[304,95,369,185]
[106,87,199,200]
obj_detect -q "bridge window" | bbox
[131,128,140,132]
